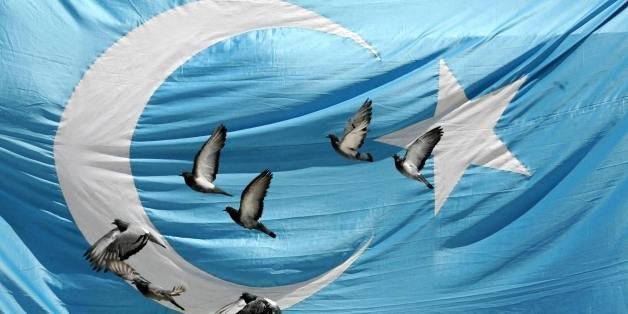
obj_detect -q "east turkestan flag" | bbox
[0,1,626,313]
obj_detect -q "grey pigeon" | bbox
[106,260,145,282]
[107,260,186,311]
[215,292,281,314]
[393,126,443,189]
[134,278,186,311]
[328,99,373,162]
[181,124,232,196]
[84,219,166,272]
[238,292,281,314]
[224,170,276,238]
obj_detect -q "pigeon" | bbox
[133,278,186,311]
[84,219,167,272]
[106,260,146,282]
[215,292,281,314]
[392,126,443,189]
[328,98,374,162]
[107,260,186,311]
[224,170,276,238]
[237,292,281,314]
[181,123,232,196]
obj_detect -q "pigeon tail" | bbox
[357,152,373,162]
[215,187,232,197]
[417,174,433,189]
[256,223,276,238]
[167,297,185,311]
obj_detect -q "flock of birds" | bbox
[83,99,443,313]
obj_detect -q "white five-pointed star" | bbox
[377,59,530,215]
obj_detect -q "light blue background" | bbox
[0,1,626,313]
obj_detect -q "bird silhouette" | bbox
[328,98,374,162]
[106,260,186,311]
[224,170,276,238]
[393,126,443,189]
[215,292,281,314]
[181,123,231,196]
[84,219,166,272]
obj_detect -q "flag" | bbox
[0,0,626,313]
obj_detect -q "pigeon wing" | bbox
[84,227,120,271]
[103,226,149,262]
[239,299,270,314]
[106,260,142,282]
[404,126,443,170]
[193,124,227,182]
[340,99,372,150]
[216,298,245,314]
[239,170,273,222]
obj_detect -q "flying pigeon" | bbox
[393,126,443,189]
[84,219,167,272]
[237,292,281,314]
[181,123,232,196]
[106,260,145,282]
[106,260,186,311]
[224,170,276,238]
[215,292,281,314]
[133,278,186,311]
[328,98,374,162]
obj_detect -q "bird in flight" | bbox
[328,99,374,162]
[215,292,281,314]
[393,126,443,189]
[107,260,186,311]
[84,219,166,272]
[181,123,232,196]
[224,170,276,238]
[237,292,282,314]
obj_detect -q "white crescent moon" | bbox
[53,0,377,312]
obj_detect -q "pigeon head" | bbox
[327,134,339,143]
[180,171,196,186]
[392,154,404,167]
[111,219,129,231]
[240,292,258,303]
[224,206,238,218]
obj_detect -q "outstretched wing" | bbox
[340,99,372,150]
[239,299,271,314]
[239,170,273,222]
[216,298,245,314]
[405,126,443,171]
[84,227,120,271]
[106,260,142,282]
[102,226,149,262]
[193,124,227,182]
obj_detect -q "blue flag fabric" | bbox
[1,1,626,313]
